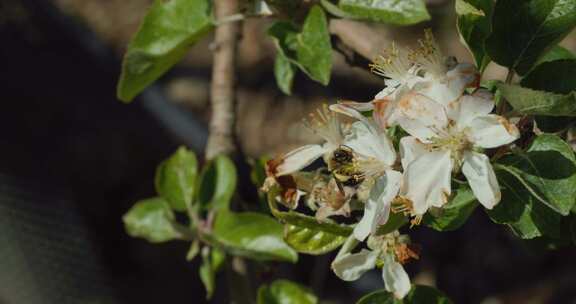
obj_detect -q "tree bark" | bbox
[205,0,241,160]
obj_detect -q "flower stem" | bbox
[497,68,515,115]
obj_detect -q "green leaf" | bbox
[423,186,478,231]
[503,134,576,215]
[274,53,296,95]
[338,0,430,25]
[117,0,214,102]
[123,197,181,243]
[534,45,576,66]
[186,240,200,261]
[521,59,576,94]
[356,285,452,304]
[199,247,216,299]
[212,211,298,263]
[284,224,347,255]
[487,168,563,239]
[498,83,576,116]
[485,0,576,75]
[197,155,237,211]
[376,211,408,235]
[267,6,332,85]
[155,146,198,212]
[489,134,576,239]
[257,279,318,304]
[455,0,493,71]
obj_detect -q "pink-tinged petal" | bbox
[395,92,448,143]
[382,253,411,299]
[466,114,520,148]
[448,89,495,128]
[353,170,402,241]
[401,150,453,214]
[331,249,379,281]
[462,151,501,209]
[399,136,429,170]
[275,144,326,176]
[372,97,397,129]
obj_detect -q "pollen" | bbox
[370,42,413,81]
[394,243,420,265]
[391,196,414,214]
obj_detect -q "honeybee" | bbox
[329,146,364,193]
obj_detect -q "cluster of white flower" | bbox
[263,30,519,299]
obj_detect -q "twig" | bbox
[205,0,241,160]
[205,2,254,303]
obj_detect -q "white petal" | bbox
[353,170,402,241]
[401,150,453,214]
[275,144,326,176]
[466,114,520,148]
[419,63,478,106]
[382,253,411,299]
[336,100,374,112]
[375,85,398,100]
[329,103,370,124]
[346,121,396,166]
[462,151,501,209]
[448,90,495,128]
[399,136,429,170]
[331,249,379,281]
[395,92,448,143]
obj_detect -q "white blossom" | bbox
[339,30,479,130]
[331,233,414,299]
[330,103,401,241]
[267,105,346,178]
[396,90,519,219]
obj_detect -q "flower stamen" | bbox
[410,29,446,78]
[303,104,343,146]
[370,42,414,81]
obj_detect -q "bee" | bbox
[329,146,364,193]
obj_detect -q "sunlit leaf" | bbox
[123,197,181,243]
[284,224,347,255]
[212,211,298,263]
[117,0,213,102]
[155,146,198,211]
[257,279,318,304]
[338,0,430,25]
[498,83,576,117]
[268,6,332,85]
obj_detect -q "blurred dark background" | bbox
[1,0,576,303]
